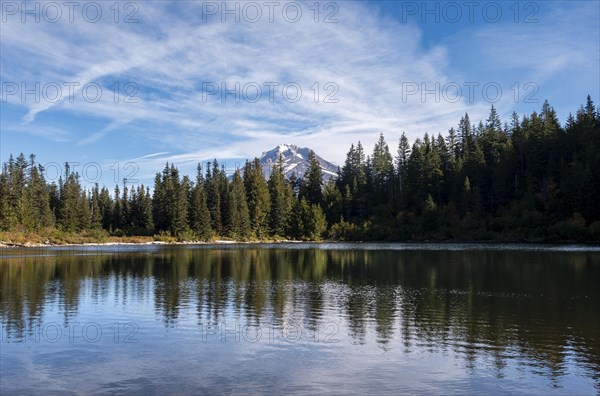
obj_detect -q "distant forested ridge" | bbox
[1,97,599,242]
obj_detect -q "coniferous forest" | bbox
[1,97,599,243]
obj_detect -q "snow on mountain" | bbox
[259,144,339,182]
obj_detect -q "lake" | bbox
[1,243,599,394]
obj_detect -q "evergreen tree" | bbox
[24,155,53,230]
[7,154,28,228]
[152,167,167,231]
[189,164,212,240]
[58,163,84,232]
[446,127,459,159]
[98,187,113,230]
[217,164,230,235]
[141,186,154,232]
[371,133,395,203]
[323,178,342,224]
[268,155,292,237]
[243,158,270,238]
[121,183,131,229]
[78,189,91,230]
[206,160,223,234]
[227,170,251,239]
[171,174,190,236]
[113,185,123,230]
[289,197,327,240]
[90,184,103,229]
[300,150,323,205]
[0,167,11,230]
[396,133,411,180]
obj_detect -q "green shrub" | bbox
[153,231,177,243]
[176,229,198,242]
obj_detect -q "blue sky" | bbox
[1,0,599,188]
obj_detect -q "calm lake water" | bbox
[1,243,599,395]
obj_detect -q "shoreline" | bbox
[0,239,308,249]
[2,239,599,249]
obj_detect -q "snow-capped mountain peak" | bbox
[259,144,338,182]
[276,144,290,153]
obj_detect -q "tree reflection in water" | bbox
[1,246,599,387]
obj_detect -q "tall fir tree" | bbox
[243,158,270,238]
[189,164,212,240]
[206,160,223,234]
[268,155,292,237]
[300,150,323,206]
[227,170,251,239]
[24,155,53,230]
[90,184,103,229]
[371,133,395,203]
